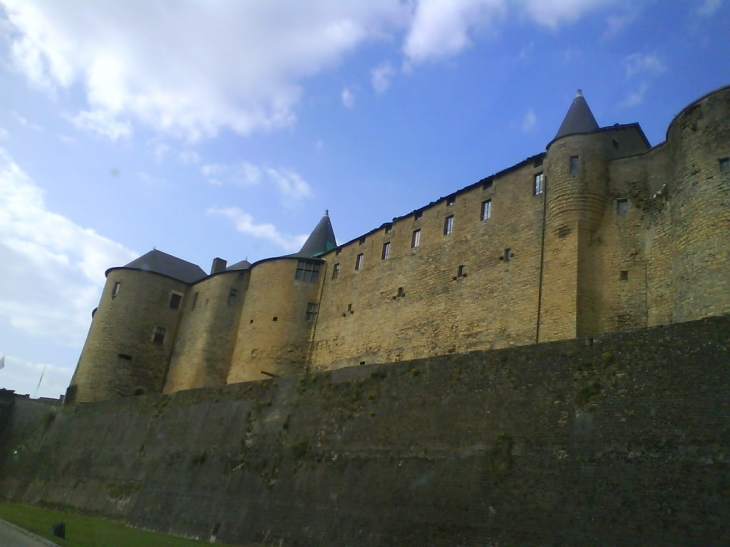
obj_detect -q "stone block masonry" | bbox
[1,316,729,546]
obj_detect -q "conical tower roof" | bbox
[553,90,599,141]
[121,249,207,283]
[296,211,337,258]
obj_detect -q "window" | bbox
[384,223,393,234]
[335,247,342,255]
[394,286,405,299]
[382,242,391,260]
[533,157,543,168]
[617,199,628,215]
[228,289,238,306]
[411,229,421,249]
[612,139,619,150]
[152,326,166,344]
[503,248,512,262]
[481,200,492,221]
[305,303,319,322]
[446,195,455,206]
[169,292,183,310]
[444,215,454,235]
[295,260,320,282]
[414,210,423,220]
[570,156,579,175]
[332,263,340,279]
[355,253,364,270]
[620,270,629,281]
[191,292,199,310]
[534,173,545,195]
[457,265,466,278]
[359,237,366,245]
[112,281,121,298]
[482,178,493,190]
[721,158,730,173]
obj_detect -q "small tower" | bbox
[539,90,612,341]
[66,250,206,403]
[227,213,337,383]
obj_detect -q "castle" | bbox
[66,86,730,404]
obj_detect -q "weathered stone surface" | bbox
[2,316,729,546]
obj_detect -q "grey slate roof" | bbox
[293,211,337,258]
[226,259,252,271]
[553,90,599,141]
[123,249,207,283]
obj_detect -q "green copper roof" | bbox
[123,249,207,283]
[553,90,600,141]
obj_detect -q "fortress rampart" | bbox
[65,86,730,404]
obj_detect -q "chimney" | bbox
[211,257,227,274]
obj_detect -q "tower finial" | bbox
[325,209,329,216]
[576,89,583,97]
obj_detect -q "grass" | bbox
[0,502,237,547]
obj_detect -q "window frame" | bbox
[112,281,121,298]
[481,199,492,221]
[411,229,421,249]
[444,215,454,235]
[169,291,183,310]
[152,326,166,344]
[355,253,364,271]
[569,155,579,176]
[295,260,321,282]
[332,263,340,279]
[382,241,391,260]
[534,172,545,195]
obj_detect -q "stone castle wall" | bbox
[3,316,729,546]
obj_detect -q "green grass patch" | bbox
[0,502,236,547]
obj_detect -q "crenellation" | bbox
[65,86,730,403]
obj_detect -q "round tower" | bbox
[227,212,336,384]
[66,250,205,404]
[163,261,250,394]
[665,85,730,322]
[538,91,614,341]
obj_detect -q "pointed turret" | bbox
[296,211,337,258]
[553,90,599,141]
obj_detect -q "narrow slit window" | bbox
[411,229,421,249]
[382,242,391,260]
[617,199,629,216]
[444,215,454,235]
[332,263,340,279]
[355,253,364,270]
[457,265,465,278]
[504,248,512,262]
[228,288,238,306]
[721,157,730,173]
[569,156,579,175]
[481,199,492,221]
[112,281,121,298]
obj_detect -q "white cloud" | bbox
[342,87,355,108]
[403,0,506,65]
[0,148,137,349]
[519,0,620,29]
[0,128,8,140]
[201,161,311,200]
[698,0,723,16]
[522,109,536,132]
[371,62,395,93]
[207,207,307,252]
[625,53,666,77]
[619,82,649,108]
[2,1,407,141]
[179,150,201,165]
[12,111,42,132]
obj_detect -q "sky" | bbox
[0,0,728,399]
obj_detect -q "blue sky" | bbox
[0,0,728,398]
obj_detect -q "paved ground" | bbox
[0,518,59,546]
